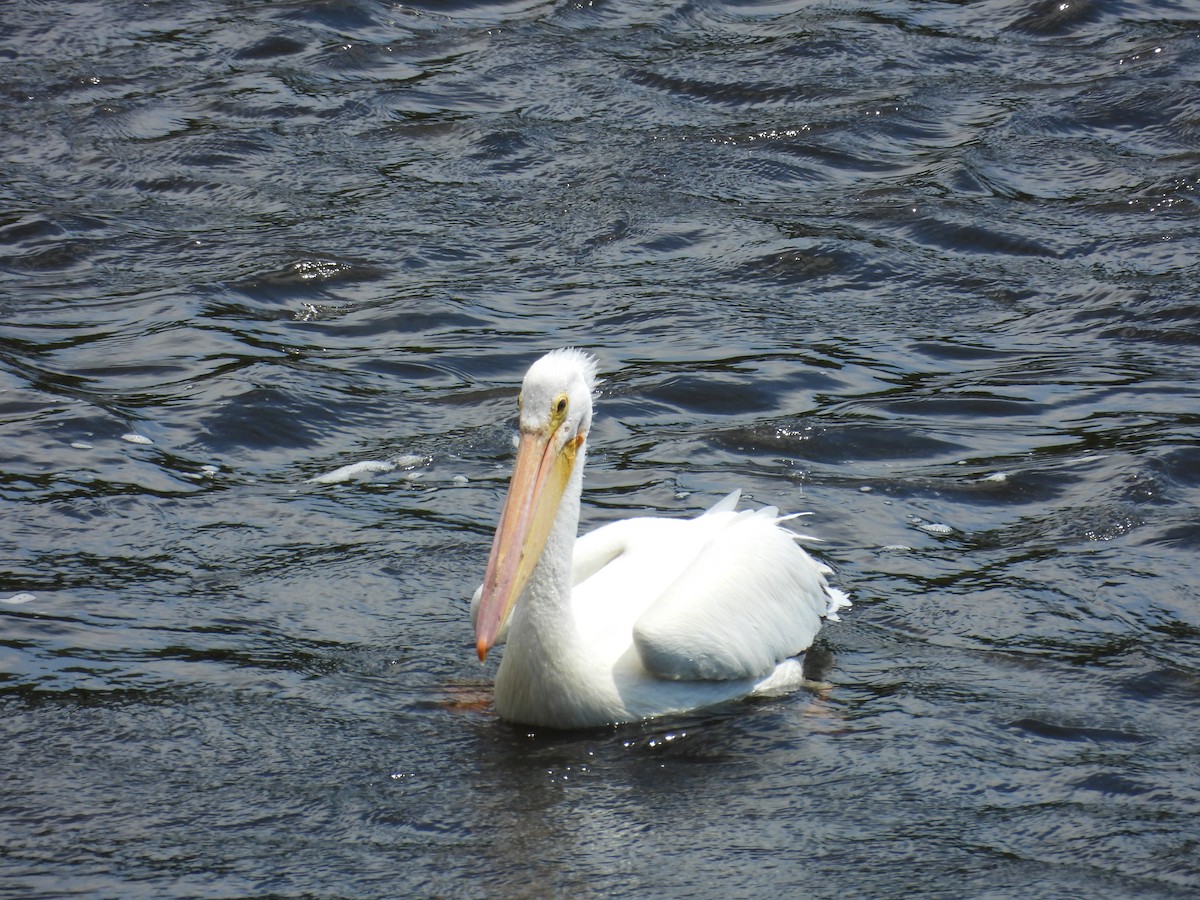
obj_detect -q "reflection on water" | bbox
[2,0,1199,895]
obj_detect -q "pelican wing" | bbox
[632,508,837,682]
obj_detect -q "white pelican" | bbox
[472,349,849,729]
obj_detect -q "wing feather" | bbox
[633,509,840,681]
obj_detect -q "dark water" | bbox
[3,0,1199,895]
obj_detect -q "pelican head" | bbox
[475,349,598,661]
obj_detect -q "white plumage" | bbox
[472,349,848,728]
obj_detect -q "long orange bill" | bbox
[474,426,578,661]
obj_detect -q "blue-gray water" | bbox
[2,0,1199,896]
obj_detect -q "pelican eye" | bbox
[555,396,568,415]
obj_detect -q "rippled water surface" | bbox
[3,0,1200,896]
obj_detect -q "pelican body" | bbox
[472,349,849,729]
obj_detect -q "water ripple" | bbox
[2,0,1199,895]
